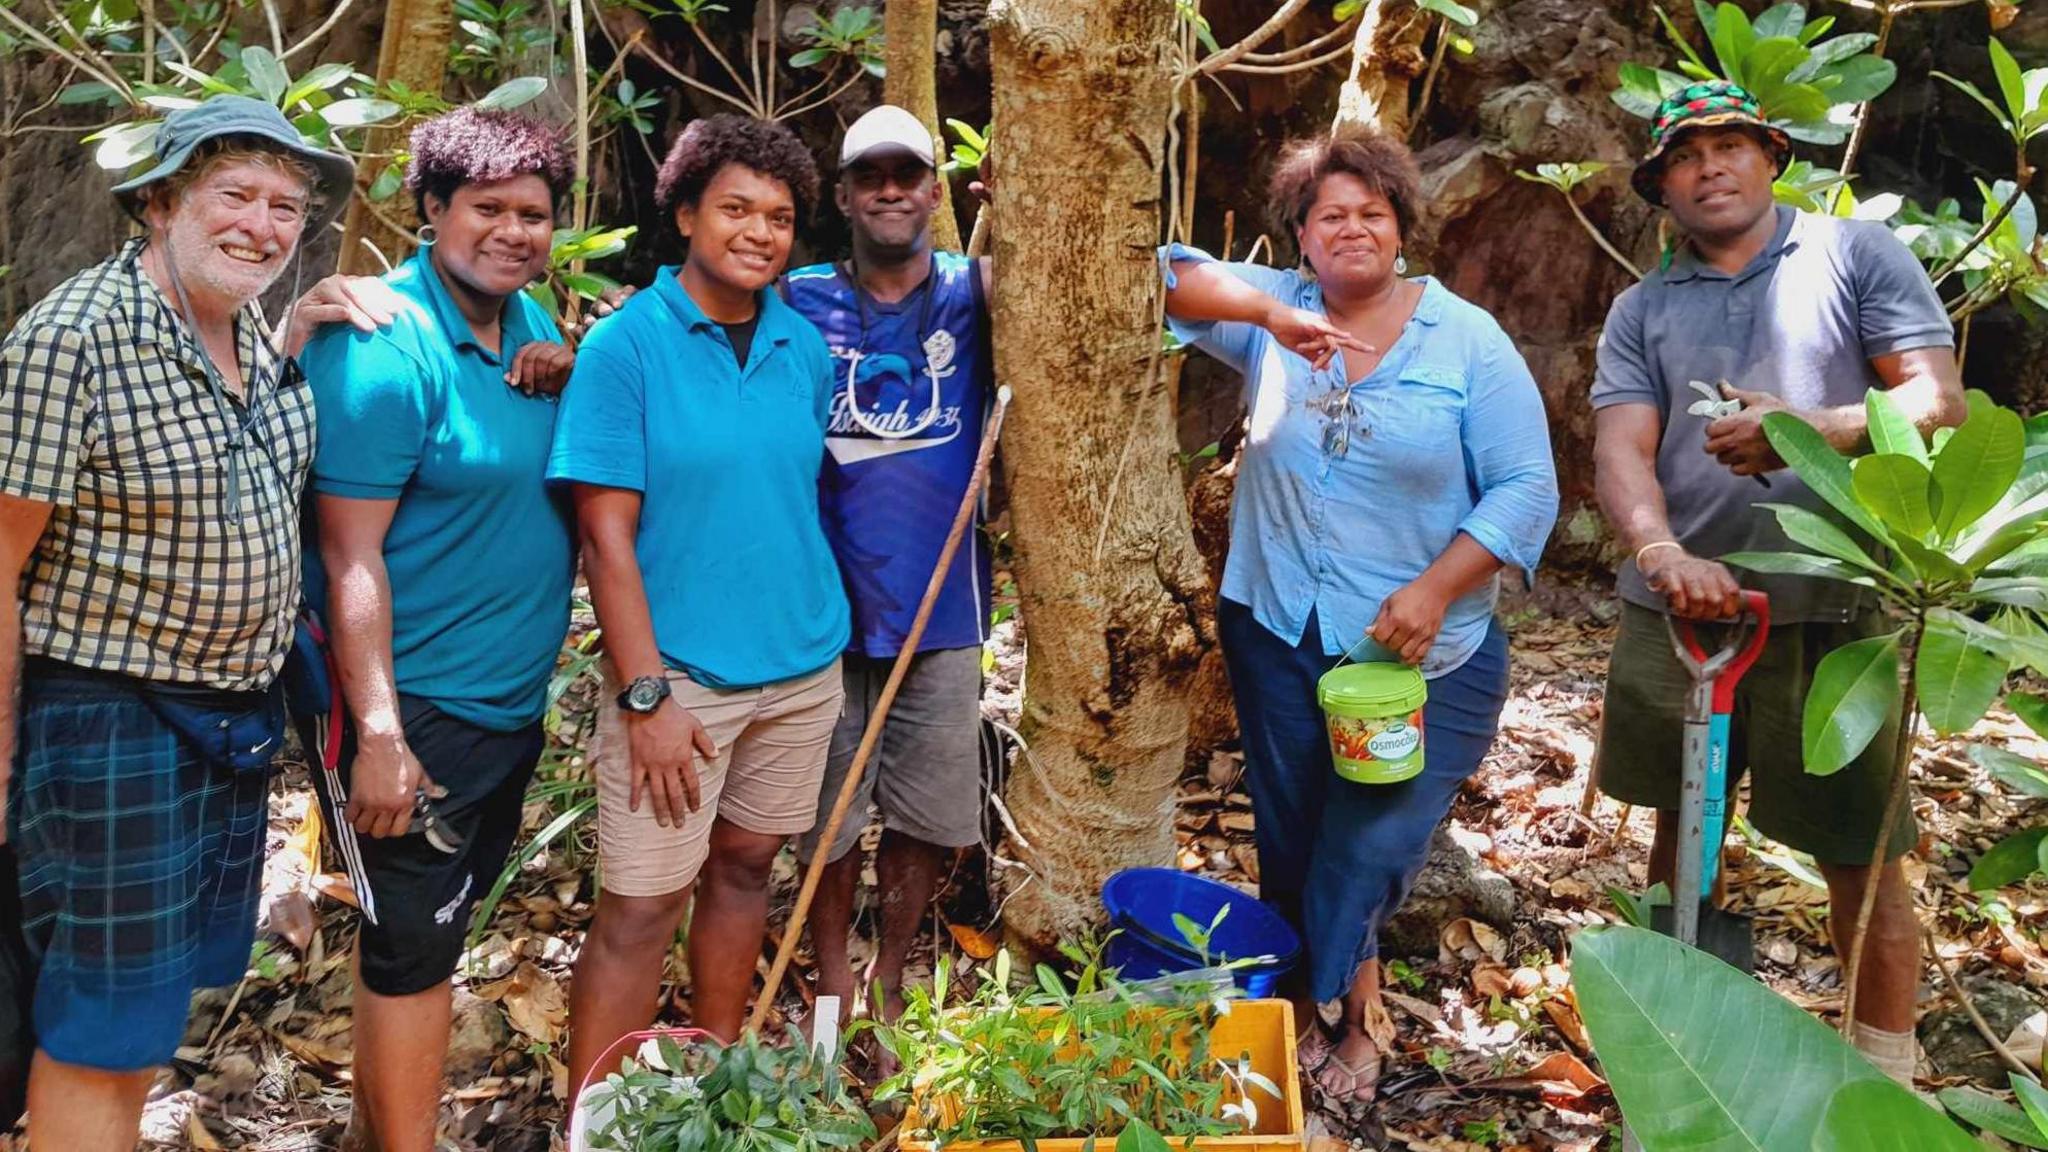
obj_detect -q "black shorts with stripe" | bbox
[299,696,541,997]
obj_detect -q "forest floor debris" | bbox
[38,578,2042,1151]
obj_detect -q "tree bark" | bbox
[1331,0,1429,136]
[884,0,962,252]
[988,0,1209,951]
[336,0,453,274]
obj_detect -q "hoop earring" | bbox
[1395,252,1408,276]
[416,223,438,246]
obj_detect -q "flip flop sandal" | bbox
[1296,1026,1336,1082]
[1311,1037,1383,1107]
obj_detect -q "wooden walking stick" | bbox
[746,384,1014,1036]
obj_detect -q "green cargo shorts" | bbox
[1593,600,1915,865]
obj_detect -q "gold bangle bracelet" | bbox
[1634,540,1683,566]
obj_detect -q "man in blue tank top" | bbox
[784,105,993,1036]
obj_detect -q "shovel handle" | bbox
[1670,591,1772,714]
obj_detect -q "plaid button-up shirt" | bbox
[0,238,316,690]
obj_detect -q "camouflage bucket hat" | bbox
[1631,80,1792,205]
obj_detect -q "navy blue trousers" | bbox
[1217,599,1510,1002]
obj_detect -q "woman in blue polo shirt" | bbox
[297,107,576,1150]
[550,115,849,1085]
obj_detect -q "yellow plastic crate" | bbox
[898,999,1305,1151]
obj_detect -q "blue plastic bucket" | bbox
[1100,868,1301,998]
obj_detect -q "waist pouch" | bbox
[142,682,286,773]
[26,657,285,774]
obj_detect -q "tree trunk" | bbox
[1331,0,1430,136]
[988,0,1209,951]
[885,0,962,252]
[336,0,453,274]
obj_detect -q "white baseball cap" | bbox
[840,105,937,169]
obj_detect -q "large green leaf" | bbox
[1935,606,2048,676]
[1115,1118,1171,1152]
[1916,624,2006,735]
[2028,413,2048,447]
[1812,56,1898,104]
[1865,388,1929,464]
[1851,454,1935,543]
[1815,1079,1980,1150]
[1940,1084,2048,1147]
[1708,2,1757,85]
[1965,577,2048,611]
[1959,450,2048,549]
[1992,37,2029,127]
[1571,924,1888,1151]
[320,98,400,128]
[240,45,289,106]
[2011,692,2048,739]
[2017,1073,2048,1136]
[1937,70,2019,139]
[1745,36,1813,94]
[1970,826,2048,890]
[1932,391,2028,542]
[1972,743,2048,799]
[1891,534,1974,587]
[1964,515,2048,573]
[1759,503,1885,575]
[1805,31,1879,69]
[1762,411,1889,541]
[281,62,354,110]
[1721,550,1877,586]
[478,75,550,110]
[91,120,162,171]
[1803,630,1902,775]
[1751,1,1806,42]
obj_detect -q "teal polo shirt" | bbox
[545,268,850,689]
[300,248,575,731]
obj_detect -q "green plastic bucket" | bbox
[1316,662,1428,784]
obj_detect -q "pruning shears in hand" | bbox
[414,789,465,855]
[1687,379,1772,489]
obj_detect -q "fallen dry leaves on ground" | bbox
[98,581,2048,1151]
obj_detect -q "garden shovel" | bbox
[1648,589,1771,973]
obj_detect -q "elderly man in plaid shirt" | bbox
[0,96,385,1149]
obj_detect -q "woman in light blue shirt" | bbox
[1163,130,1557,1106]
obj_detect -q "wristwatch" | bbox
[616,675,672,714]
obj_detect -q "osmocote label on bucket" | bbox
[1366,719,1422,761]
[1316,662,1428,785]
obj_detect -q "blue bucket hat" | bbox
[111,94,357,230]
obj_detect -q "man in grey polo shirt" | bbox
[1590,81,1964,1083]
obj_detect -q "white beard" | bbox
[162,211,293,309]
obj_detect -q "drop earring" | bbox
[1395,252,1408,275]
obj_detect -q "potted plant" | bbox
[875,943,1304,1152]
[1724,388,2048,1029]
[1567,387,2048,1150]
[572,1026,877,1152]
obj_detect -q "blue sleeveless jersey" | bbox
[783,252,992,657]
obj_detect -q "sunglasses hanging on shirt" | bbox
[157,237,304,521]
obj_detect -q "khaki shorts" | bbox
[592,661,844,897]
[1594,601,1914,865]
[797,646,986,864]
